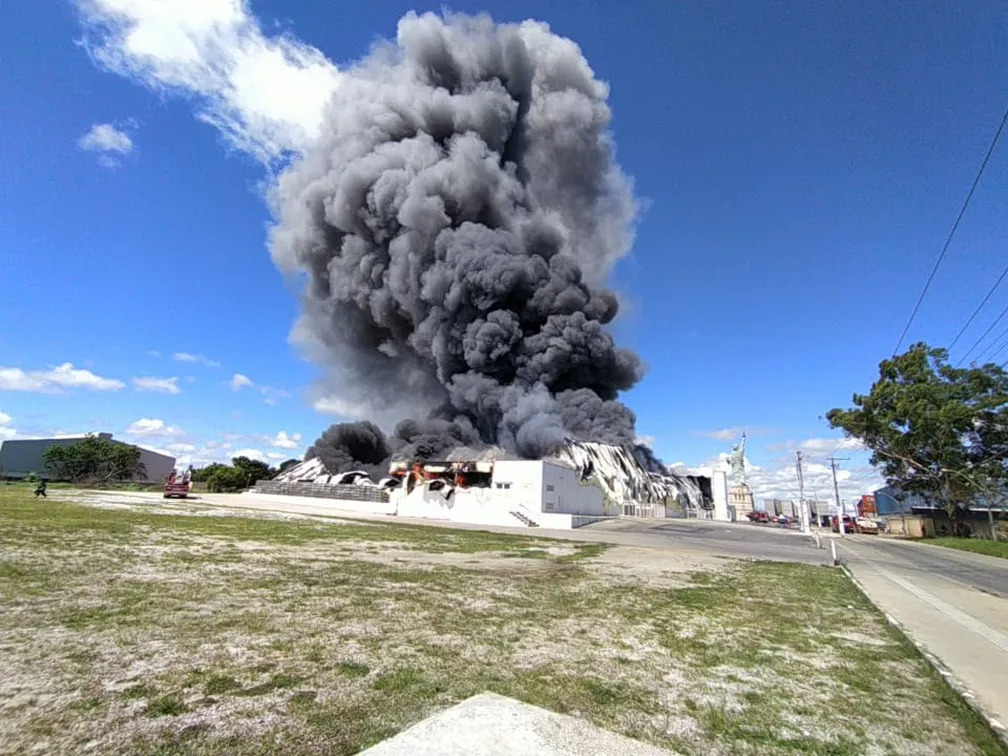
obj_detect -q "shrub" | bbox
[206,466,249,493]
[24,471,40,483]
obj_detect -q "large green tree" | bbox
[43,435,145,484]
[231,456,274,486]
[278,458,300,473]
[190,463,229,483]
[827,343,1008,523]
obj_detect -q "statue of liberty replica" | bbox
[728,432,755,518]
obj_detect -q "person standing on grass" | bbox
[33,480,46,498]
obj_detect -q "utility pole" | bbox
[828,457,849,535]
[796,451,810,534]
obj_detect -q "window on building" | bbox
[496,482,511,490]
[545,501,554,510]
[545,484,555,492]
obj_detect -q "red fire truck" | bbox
[163,467,192,499]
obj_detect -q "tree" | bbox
[43,435,146,484]
[278,458,300,473]
[206,466,249,493]
[231,456,274,486]
[827,343,1008,529]
[191,463,228,483]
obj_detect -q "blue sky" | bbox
[1,1,1006,502]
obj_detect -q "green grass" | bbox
[0,491,574,555]
[336,662,370,679]
[924,536,1008,560]
[146,695,186,717]
[1,488,1003,756]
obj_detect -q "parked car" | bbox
[747,510,772,523]
[830,514,879,534]
[830,515,857,533]
[854,517,879,534]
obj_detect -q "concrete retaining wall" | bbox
[254,480,390,503]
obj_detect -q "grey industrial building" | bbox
[0,433,176,482]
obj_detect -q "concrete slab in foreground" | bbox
[358,693,677,756]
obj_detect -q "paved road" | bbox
[838,535,1008,740]
[584,517,830,565]
[192,491,833,563]
[837,535,1008,598]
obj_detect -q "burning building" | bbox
[264,438,728,529]
[255,12,725,523]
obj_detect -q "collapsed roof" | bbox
[273,439,709,510]
[271,458,397,488]
[550,440,707,509]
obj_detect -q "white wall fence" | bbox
[254,480,390,503]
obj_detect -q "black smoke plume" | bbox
[273,12,658,469]
[305,420,390,477]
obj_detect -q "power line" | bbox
[957,302,1008,366]
[948,263,1008,350]
[972,319,1008,363]
[990,336,1008,363]
[893,105,1008,355]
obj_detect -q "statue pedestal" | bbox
[729,484,755,520]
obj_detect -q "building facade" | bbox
[0,433,176,483]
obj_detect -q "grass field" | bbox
[0,488,1003,755]
[924,536,1008,560]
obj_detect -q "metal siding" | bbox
[0,436,175,482]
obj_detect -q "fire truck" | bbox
[163,467,193,499]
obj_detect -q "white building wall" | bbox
[540,462,606,516]
[387,460,610,529]
[689,467,729,520]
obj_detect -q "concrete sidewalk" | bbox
[840,538,1008,745]
[359,693,676,755]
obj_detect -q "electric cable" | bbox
[893,106,1008,354]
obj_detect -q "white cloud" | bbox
[766,437,865,455]
[228,372,290,403]
[172,352,221,368]
[702,451,885,509]
[313,396,367,419]
[266,451,287,461]
[269,431,301,449]
[696,427,776,442]
[75,0,341,164]
[0,363,124,392]
[0,410,16,440]
[232,447,267,462]
[230,373,253,391]
[125,417,184,437]
[166,442,196,453]
[259,386,290,403]
[132,376,181,394]
[78,122,134,166]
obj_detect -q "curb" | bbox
[840,565,1008,752]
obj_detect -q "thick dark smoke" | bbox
[274,12,660,469]
[305,421,389,478]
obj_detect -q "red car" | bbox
[746,510,772,523]
[831,515,858,533]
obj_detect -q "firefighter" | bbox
[33,480,47,498]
